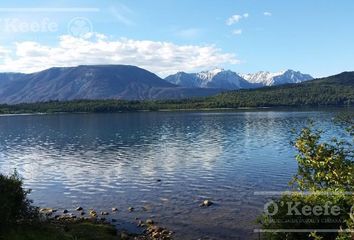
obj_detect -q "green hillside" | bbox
[206,71,354,108]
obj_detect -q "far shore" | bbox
[1,105,352,117]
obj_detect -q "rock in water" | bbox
[201,200,213,207]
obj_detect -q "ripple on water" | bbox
[0,110,346,240]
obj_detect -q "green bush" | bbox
[0,171,38,232]
[259,118,354,240]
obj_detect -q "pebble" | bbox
[89,210,97,217]
[120,232,129,240]
[146,219,154,225]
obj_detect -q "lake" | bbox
[0,109,349,239]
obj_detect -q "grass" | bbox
[0,221,118,240]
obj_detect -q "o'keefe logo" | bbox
[67,17,92,37]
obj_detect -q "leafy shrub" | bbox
[0,170,38,232]
[259,118,354,240]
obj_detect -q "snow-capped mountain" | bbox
[196,68,224,87]
[166,68,313,89]
[240,70,313,86]
[165,68,254,90]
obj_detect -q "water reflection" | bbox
[0,110,345,239]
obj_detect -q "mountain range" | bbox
[165,68,313,88]
[164,68,254,89]
[0,65,313,104]
[0,65,222,104]
[240,70,313,86]
[2,71,352,114]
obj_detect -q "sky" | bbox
[0,0,353,77]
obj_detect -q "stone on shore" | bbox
[89,210,97,217]
[146,219,154,225]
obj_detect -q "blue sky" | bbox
[0,0,353,77]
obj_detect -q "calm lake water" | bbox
[0,109,350,239]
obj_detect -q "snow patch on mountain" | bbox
[165,68,313,89]
[165,68,253,89]
[241,70,313,86]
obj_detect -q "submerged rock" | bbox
[76,206,83,211]
[200,200,213,207]
[112,207,118,212]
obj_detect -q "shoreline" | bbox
[0,105,352,117]
[39,206,173,240]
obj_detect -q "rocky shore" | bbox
[39,206,174,240]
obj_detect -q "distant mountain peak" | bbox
[197,67,225,82]
[166,68,313,89]
[165,68,253,90]
[240,69,313,86]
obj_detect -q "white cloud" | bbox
[232,29,242,35]
[226,15,242,25]
[264,12,272,16]
[226,13,249,26]
[0,33,240,76]
[0,46,10,60]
